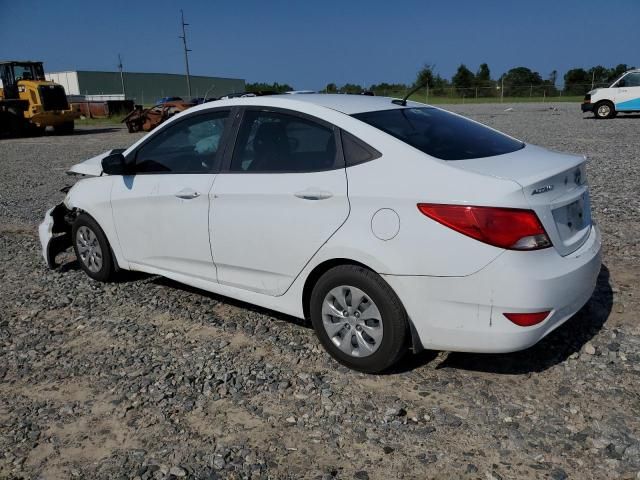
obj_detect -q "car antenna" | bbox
[392,82,427,106]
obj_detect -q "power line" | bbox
[117,53,126,99]
[179,9,192,99]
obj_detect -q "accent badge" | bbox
[532,185,554,195]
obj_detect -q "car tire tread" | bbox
[72,213,115,282]
[309,265,408,373]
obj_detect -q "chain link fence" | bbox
[373,83,612,103]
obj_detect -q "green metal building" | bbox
[45,70,245,104]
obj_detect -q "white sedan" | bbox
[39,94,602,373]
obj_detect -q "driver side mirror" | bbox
[101,153,127,175]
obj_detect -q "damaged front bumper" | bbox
[38,203,73,269]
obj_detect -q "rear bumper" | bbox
[383,225,602,353]
[581,103,593,113]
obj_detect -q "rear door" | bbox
[111,110,231,280]
[210,108,349,296]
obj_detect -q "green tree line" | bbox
[321,63,635,97]
[245,82,294,93]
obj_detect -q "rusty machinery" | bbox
[122,100,196,133]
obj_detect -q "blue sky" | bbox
[1,0,638,89]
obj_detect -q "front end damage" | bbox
[38,202,76,268]
[39,149,117,268]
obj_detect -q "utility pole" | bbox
[117,53,126,99]
[179,9,192,98]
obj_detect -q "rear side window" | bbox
[341,131,381,166]
[230,110,338,172]
[353,107,524,160]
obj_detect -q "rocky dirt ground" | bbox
[0,103,639,480]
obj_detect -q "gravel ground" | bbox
[0,103,639,480]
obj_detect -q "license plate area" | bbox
[552,191,591,243]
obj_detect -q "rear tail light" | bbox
[417,204,551,250]
[504,311,550,326]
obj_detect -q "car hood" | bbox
[67,149,120,176]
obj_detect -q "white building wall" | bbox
[45,71,80,95]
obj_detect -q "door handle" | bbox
[175,188,200,199]
[294,190,333,200]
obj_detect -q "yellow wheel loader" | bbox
[0,61,77,137]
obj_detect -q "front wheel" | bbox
[72,214,115,282]
[310,265,408,373]
[593,101,616,119]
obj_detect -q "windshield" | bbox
[610,72,640,88]
[353,107,525,160]
[610,75,623,88]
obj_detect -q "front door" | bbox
[211,108,349,296]
[614,72,640,111]
[111,110,230,280]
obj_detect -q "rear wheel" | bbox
[72,214,115,282]
[310,265,408,373]
[594,101,616,119]
[54,121,74,135]
[27,125,46,137]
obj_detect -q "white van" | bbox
[582,69,640,119]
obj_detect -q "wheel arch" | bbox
[69,207,122,272]
[64,178,128,271]
[63,201,124,272]
[301,257,424,353]
[302,258,371,320]
[594,99,616,118]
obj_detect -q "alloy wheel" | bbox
[76,225,103,273]
[597,104,611,117]
[321,285,383,357]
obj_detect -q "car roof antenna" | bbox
[392,82,427,106]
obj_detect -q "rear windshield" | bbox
[353,107,525,160]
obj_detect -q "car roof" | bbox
[202,93,421,115]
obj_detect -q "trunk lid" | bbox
[451,144,592,256]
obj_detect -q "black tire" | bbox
[27,125,46,137]
[54,121,74,135]
[593,101,616,119]
[1,110,25,137]
[72,213,115,282]
[310,265,408,373]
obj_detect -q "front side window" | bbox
[230,110,338,172]
[353,107,525,161]
[134,111,229,173]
